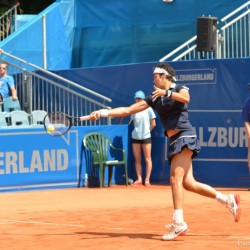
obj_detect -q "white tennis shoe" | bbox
[227,194,241,222]
[162,222,189,241]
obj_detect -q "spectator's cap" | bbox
[134,90,145,99]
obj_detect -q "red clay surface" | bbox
[0,185,249,250]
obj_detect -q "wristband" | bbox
[165,89,172,98]
[100,109,109,117]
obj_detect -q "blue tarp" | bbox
[0,2,72,70]
[0,0,248,69]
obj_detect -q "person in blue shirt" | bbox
[89,62,241,241]
[130,90,156,187]
[0,62,18,101]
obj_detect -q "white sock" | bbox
[215,192,228,205]
[173,209,184,224]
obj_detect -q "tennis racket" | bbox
[43,112,90,136]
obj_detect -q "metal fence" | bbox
[159,1,250,62]
[0,51,112,126]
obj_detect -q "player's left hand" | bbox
[152,86,165,101]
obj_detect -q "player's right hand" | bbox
[90,111,100,120]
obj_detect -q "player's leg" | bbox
[142,142,152,186]
[170,148,193,209]
[183,161,217,198]
[183,155,241,223]
[162,148,191,240]
[132,142,142,185]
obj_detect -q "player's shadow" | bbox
[110,135,128,185]
[75,231,235,241]
[75,231,163,241]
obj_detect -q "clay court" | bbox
[0,185,249,250]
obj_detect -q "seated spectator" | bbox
[0,61,18,101]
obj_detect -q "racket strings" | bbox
[44,112,90,136]
[44,112,71,136]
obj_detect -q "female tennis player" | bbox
[89,63,241,241]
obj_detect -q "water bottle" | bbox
[128,177,134,185]
[123,174,133,185]
[84,173,89,187]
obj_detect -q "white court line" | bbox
[0,218,126,231]
[0,219,250,239]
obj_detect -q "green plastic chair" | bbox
[83,132,128,188]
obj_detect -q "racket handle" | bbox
[80,115,90,121]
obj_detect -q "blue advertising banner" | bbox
[0,125,129,192]
[0,129,79,190]
[57,58,250,188]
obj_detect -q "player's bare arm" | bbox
[90,100,149,120]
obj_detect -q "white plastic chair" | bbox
[10,110,30,127]
[31,110,47,126]
[0,112,8,127]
